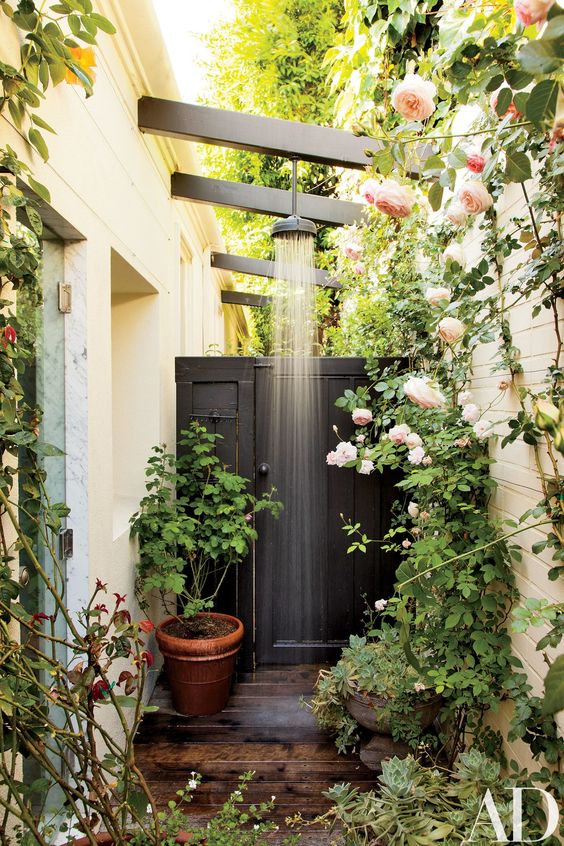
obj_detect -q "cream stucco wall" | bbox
[1,0,248,747]
[464,184,564,770]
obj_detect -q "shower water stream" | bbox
[269,230,322,643]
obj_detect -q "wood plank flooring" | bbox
[135,665,376,842]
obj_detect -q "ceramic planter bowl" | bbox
[346,690,442,734]
[155,612,244,716]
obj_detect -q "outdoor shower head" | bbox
[271,214,317,238]
[272,158,317,239]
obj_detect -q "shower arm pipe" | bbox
[291,158,298,217]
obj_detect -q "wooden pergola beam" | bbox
[221,290,272,308]
[172,173,363,227]
[139,97,381,169]
[211,252,340,289]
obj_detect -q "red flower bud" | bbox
[466,153,486,174]
[113,592,126,607]
[31,612,50,626]
[95,578,107,591]
[3,325,16,347]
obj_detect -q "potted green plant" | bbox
[130,422,281,716]
[309,624,442,754]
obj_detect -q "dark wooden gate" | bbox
[176,357,397,670]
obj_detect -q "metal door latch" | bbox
[59,528,74,559]
[58,282,72,313]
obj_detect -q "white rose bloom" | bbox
[473,420,493,440]
[442,243,466,267]
[458,390,473,406]
[462,403,480,424]
[388,423,411,444]
[446,203,468,227]
[358,460,375,475]
[425,286,451,306]
[333,441,358,467]
[438,316,465,344]
[405,432,423,449]
[404,376,445,409]
[407,501,420,519]
[407,446,426,465]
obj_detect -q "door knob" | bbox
[257,463,270,476]
[19,567,31,587]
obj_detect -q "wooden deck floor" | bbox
[135,665,376,842]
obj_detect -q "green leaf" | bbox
[25,205,43,236]
[31,113,55,133]
[495,87,513,117]
[505,69,533,90]
[542,655,564,716]
[423,155,445,175]
[505,151,531,184]
[525,79,559,126]
[27,175,50,202]
[28,128,48,161]
[89,12,116,33]
[428,181,444,212]
[518,37,564,75]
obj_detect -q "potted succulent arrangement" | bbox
[310,622,442,755]
[130,422,281,716]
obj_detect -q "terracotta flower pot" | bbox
[346,690,442,734]
[72,834,196,845]
[155,612,244,716]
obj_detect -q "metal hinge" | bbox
[58,282,72,314]
[59,528,73,559]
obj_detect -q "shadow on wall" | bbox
[111,250,159,540]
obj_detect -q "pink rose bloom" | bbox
[356,433,366,443]
[353,261,366,275]
[361,179,379,205]
[514,0,554,25]
[405,432,423,449]
[438,316,465,344]
[498,378,511,391]
[326,451,338,465]
[414,682,426,693]
[458,182,494,215]
[408,446,426,465]
[446,204,468,227]
[402,539,412,549]
[352,408,373,426]
[425,286,451,307]
[372,180,414,218]
[462,403,480,424]
[466,152,487,174]
[404,376,445,409]
[422,455,433,466]
[374,598,388,611]
[388,423,411,444]
[459,390,473,406]
[334,441,358,466]
[442,243,466,267]
[343,240,363,261]
[420,510,430,520]
[473,420,492,440]
[359,459,374,475]
[455,436,472,448]
[391,74,437,122]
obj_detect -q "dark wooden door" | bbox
[176,357,397,670]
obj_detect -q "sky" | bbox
[151,0,235,102]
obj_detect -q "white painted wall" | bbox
[464,187,564,769]
[1,0,248,743]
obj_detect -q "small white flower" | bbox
[188,779,198,790]
[359,459,374,475]
[442,242,466,267]
[473,419,492,440]
[407,501,420,519]
[146,804,153,815]
[271,795,276,801]
[462,403,480,424]
[422,455,433,466]
[402,539,412,549]
[374,598,388,611]
[414,682,426,693]
[458,390,473,406]
[407,446,426,465]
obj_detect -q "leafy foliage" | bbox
[130,422,282,621]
